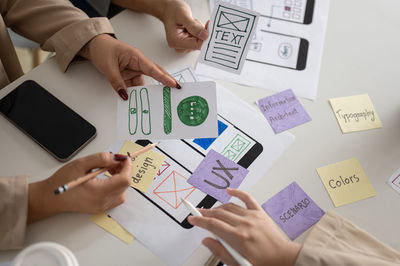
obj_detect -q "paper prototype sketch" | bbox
[197,0,330,100]
[198,0,259,74]
[110,72,295,266]
[117,82,218,140]
[387,167,400,195]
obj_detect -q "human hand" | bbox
[80,34,179,101]
[188,189,301,266]
[161,0,209,53]
[28,152,132,223]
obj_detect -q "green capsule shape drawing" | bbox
[163,86,172,134]
[128,89,138,135]
[140,87,151,135]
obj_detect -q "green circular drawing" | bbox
[177,96,209,126]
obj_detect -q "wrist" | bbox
[78,34,113,60]
[27,179,64,223]
[281,242,302,266]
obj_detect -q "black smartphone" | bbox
[133,115,263,229]
[0,80,96,161]
[248,30,309,70]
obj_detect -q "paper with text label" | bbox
[187,149,249,203]
[387,167,400,195]
[197,0,330,100]
[329,94,382,133]
[316,158,376,207]
[118,141,166,193]
[198,0,259,74]
[257,89,311,133]
[262,182,324,240]
[117,82,218,140]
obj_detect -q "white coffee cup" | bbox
[12,242,79,266]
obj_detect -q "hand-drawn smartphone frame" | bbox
[247,30,309,71]
[261,0,315,25]
[134,114,263,229]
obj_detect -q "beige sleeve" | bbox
[4,0,115,71]
[295,211,400,266]
[0,175,29,250]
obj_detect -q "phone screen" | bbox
[135,115,263,228]
[0,80,96,161]
[247,30,308,70]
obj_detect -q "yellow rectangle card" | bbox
[329,94,382,133]
[316,158,376,207]
[91,213,134,244]
[119,140,166,192]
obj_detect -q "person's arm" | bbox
[295,211,400,266]
[111,0,209,53]
[189,189,400,266]
[0,152,132,250]
[0,175,28,250]
[4,0,178,99]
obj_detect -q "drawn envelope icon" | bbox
[153,170,196,209]
[217,11,250,32]
[231,138,245,152]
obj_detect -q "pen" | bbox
[181,198,252,266]
[54,142,159,195]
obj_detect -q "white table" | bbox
[1,0,400,265]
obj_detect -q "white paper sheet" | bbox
[198,0,259,74]
[197,0,330,100]
[388,167,400,195]
[110,80,295,265]
[117,82,218,140]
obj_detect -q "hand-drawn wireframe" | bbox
[153,170,196,209]
[140,88,151,135]
[129,89,138,135]
[200,2,259,74]
[163,87,172,134]
[177,96,209,126]
[222,133,251,161]
[155,67,198,85]
[157,161,171,176]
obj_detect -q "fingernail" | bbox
[176,82,182,89]
[118,88,128,101]
[109,169,116,175]
[197,29,208,40]
[114,154,128,161]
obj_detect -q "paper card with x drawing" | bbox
[117,82,218,140]
[198,0,259,74]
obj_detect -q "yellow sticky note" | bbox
[119,140,166,192]
[329,94,382,133]
[91,213,134,244]
[316,158,376,207]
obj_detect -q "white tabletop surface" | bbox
[1,0,400,265]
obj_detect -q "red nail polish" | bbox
[118,89,128,101]
[176,83,182,90]
[114,154,128,161]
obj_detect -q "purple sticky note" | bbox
[262,182,325,240]
[188,149,249,203]
[257,89,311,134]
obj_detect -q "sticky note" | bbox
[257,89,311,133]
[198,0,259,74]
[91,213,134,244]
[387,168,400,195]
[316,158,376,207]
[329,94,382,133]
[262,182,325,240]
[187,149,249,203]
[118,141,166,192]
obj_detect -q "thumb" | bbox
[183,17,209,40]
[105,62,128,101]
